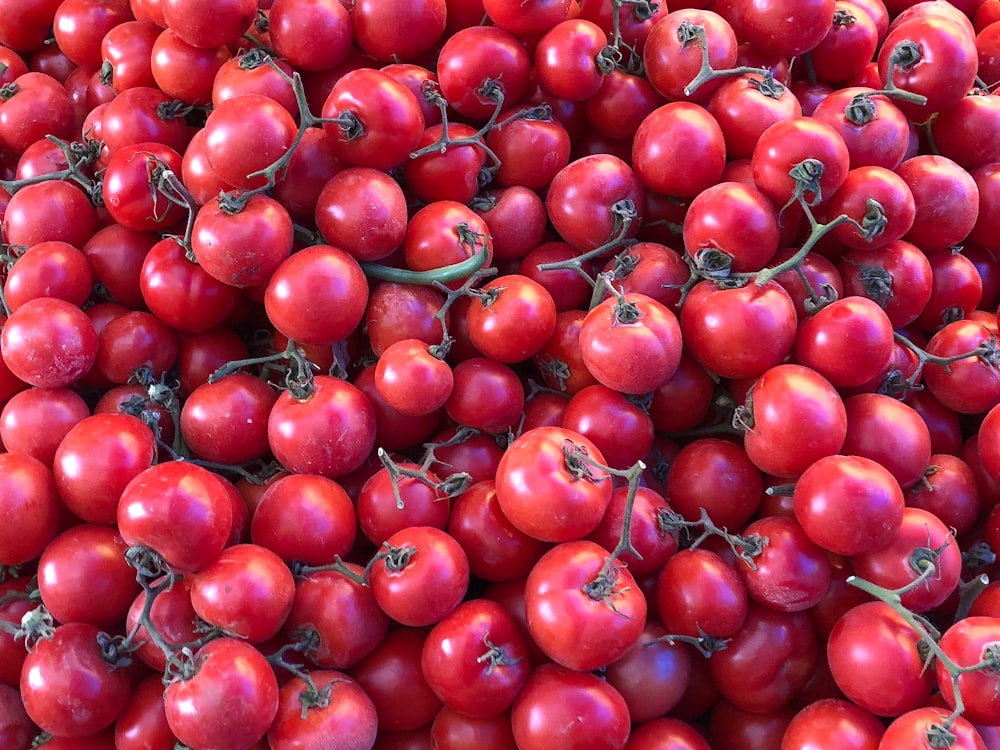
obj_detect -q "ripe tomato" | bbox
[315,168,407,264]
[466,274,557,364]
[936,616,1000,725]
[793,454,904,556]
[657,548,749,638]
[510,663,630,750]
[421,598,530,718]
[0,452,59,566]
[375,339,453,417]
[780,698,885,750]
[923,319,1000,414]
[163,637,278,750]
[369,526,470,627]
[495,426,613,543]
[117,461,233,573]
[740,364,848,478]
[1,297,97,388]
[633,102,726,198]
[879,707,987,750]
[643,8,739,103]
[180,372,277,465]
[20,622,132,738]
[267,671,378,750]
[4,241,92,312]
[0,386,89,467]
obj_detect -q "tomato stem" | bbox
[891,331,996,392]
[0,135,101,196]
[679,22,774,97]
[376,447,471,511]
[360,239,493,286]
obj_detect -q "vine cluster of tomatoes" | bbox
[3,0,1000,748]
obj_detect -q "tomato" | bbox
[114,675,176,750]
[737,515,832,612]
[20,622,132,738]
[202,93,297,190]
[3,241,93,312]
[794,296,895,388]
[812,87,911,171]
[38,524,139,629]
[267,670,378,750]
[444,357,524,434]
[897,154,980,252]
[510,663,630,750]
[879,708,987,750]
[657,547,748,641]
[853,506,962,613]
[681,279,798,380]
[713,0,835,58]
[349,627,443,733]
[740,364,847,478]
[486,106,572,191]
[0,386,88,467]
[683,181,780,272]
[402,201,493,288]
[315,168,407,264]
[534,19,608,102]
[437,26,532,121]
[191,193,293,288]
[251,472,356,565]
[0,452,60,566]
[780,698,885,750]
[267,0,353,73]
[936,616,1000,725]
[125,576,200,672]
[421,598,530,718]
[667,437,762,529]
[709,602,818,712]
[369,526,470,627]
[475,186,548,262]
[100,85,190,155]
[264,245,369,347]
[546,153,645,251]
[643,9,739,103]
[466,274,557,364]
[579,291,682,395]
[284,563,389,670]
[838,239,933,328]
[633,102,726,198]
[627,718,711,750]
[357,460,451,546]
[793,454,904,557]
[322,68,425,171]
[150,27,229,105]
[525,539,646,671]
[161,0,257,48]
[95,310,178,385]
[0,72,75,153]
[2,180,97,255]
[352,0,446,62]
[931,93,1000,170]
[495,426,613,543]
[1,297,97,388]
[163,637,279,750]
[923,319,1000,414]
[117,461,233,573]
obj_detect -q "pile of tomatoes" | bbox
[4,0,1000,748]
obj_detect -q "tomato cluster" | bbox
[3,0,1000,749]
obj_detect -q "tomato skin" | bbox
[117,461,233,574]
[267,670,378,750]
[579,292,682,395]
[780,698,885,750]
[681,280,798,380]
[793,454,903,557]
[879,707,987,750]
[264,245,369,347]
[369,526,470,627]
[742,364,848,478]
[352,0,446,62]
[936,616,1000,725]
[737,515,832,612]
[709,603,818,713]
[510,663,630,750]
[633,102,726,198]
[163,637,279,750]
[283,564,389,670]
[421,599,531,718]
[794,296,895,389]
[828,601,935,716]
[495,426,613,543]
[189,543,295,644]
[322,68,425,171]
[852,506,962,613]
[20,623,132,738]
[525,540,646,671]
[38,524,140,629]
[1,297,98,388]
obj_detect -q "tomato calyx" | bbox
[656,626,731,658]
[381,542,417,573]
[845,93,878,126]
[156,99,195,123]
[4,603,54,651]
[237,47,272,71]
[833,8,856,27]
[963,544,997,572]
[582,559,635,615]
[476,634,522,675]
[747,71,786,100]
[0,81,17,100]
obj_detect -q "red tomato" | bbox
[163,637,278,750]
[267,671,378,750]
[495,426,613,543]
[525,539,647,671]
[657,548,749,639]
[780,698,885,750]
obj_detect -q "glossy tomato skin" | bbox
[737,515,832,612]
[1,297,98,388]
[936,616,1000,725]
[793,454,903,556]
[267,376,376,480]
[369,526,470,627]
[525,540,647,672]
[741,364,848,478]
[117,461,233,573]
[780,698,885,750]
[632,102,726,198]
[681,279,797,381]
[579,292,682,395]
[828,601,935,716]
[0,452,60,566]
[20,622,133,737]
[510,663,630,750]
[657,548,749,638]
[267,670,378,750]
[879,707,987,750]
[421,599,531,718]
[163,637,279,750]
[495,426,613,543]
